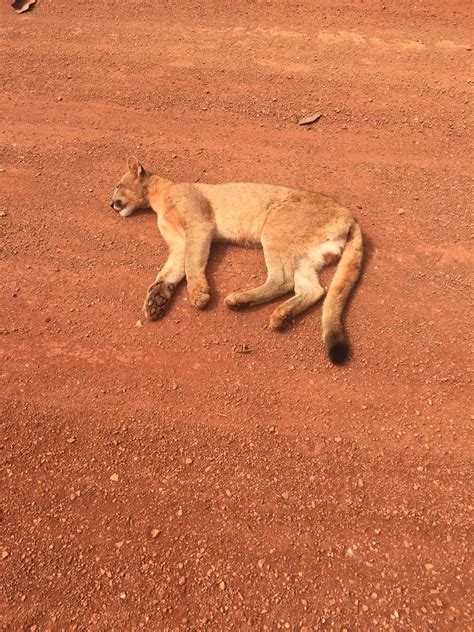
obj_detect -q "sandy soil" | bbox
[1,1,472,629]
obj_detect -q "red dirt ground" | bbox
[1,1,472,630]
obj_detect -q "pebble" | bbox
[0,211,7,217]
[110,473,119,482]
[185,457,193,465]
[178,576,186,585]
[397,208,406,215]
[1,550,9,559]
[219,580,226,590]
[281,492,289,500]
[151,528,161,538]
[136,319,143,328]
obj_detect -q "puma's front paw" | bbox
[143,281,174,321]
[189,284,210,310]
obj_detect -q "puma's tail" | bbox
[322,220,363,364]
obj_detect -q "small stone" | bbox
[151,528,161,539]
[178,576,186,585]
[334,436,342,443]
[119,592,126,599]
[135,319,143,328]
[425,563,434,570]
[301,598,308,607]
[115,541,124,549]
[0,211,7,217]
[257,558,265,569]
[225,489,232,497]
[435,598,443,607]
[185,457,193,465]
[281,492,289,500]
[219,580,226,590]
[171,383,179,390]
[397,208,406,215]
[67,437,76,444]
[57,96,63,102]
[110,473,119,482]
[1,550,9,559]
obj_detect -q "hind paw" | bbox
[269,313,287,330]
[143,281,174,321]
[224,292,243,310]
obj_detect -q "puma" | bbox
[111,157,363,364]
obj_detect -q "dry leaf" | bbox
[12,0,36,14]
[298,111,323,125]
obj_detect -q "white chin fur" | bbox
[119,207,134,217]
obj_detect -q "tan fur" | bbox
[111,157,364,363]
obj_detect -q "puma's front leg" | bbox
[143,248,185,321]
[185,223,214,310]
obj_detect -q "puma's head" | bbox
[111,157,150,217]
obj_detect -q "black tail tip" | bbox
[328,340,350,365]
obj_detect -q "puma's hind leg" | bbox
[224,241,294,309]
[269,260,325,330]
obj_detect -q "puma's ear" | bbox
[127,156,148,180]
[127,156,140,176]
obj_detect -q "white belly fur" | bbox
[310,238,345,269]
